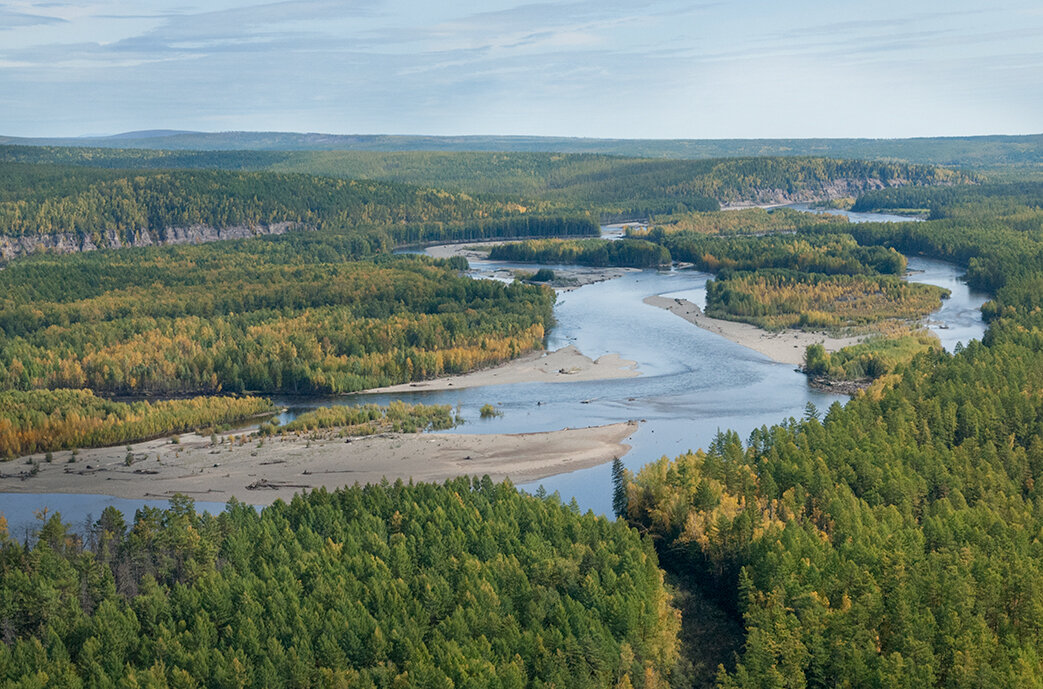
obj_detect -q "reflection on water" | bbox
[1,215,989,525]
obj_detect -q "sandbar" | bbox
[644,295,863,366]
[367,345,640,393]
[0,421,638,506]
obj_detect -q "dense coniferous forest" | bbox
[640,207,848,236]
[0,242,555,395]
[0,163,604,253]
[488,238,671,268]
[838,183,1043,294]
[704,270,947,331]
[0,148,963,220]
[0,164,510,238]
[623,183,1043,687]
[803,330,942,381]
[0,389,275,458]
[650,233,907,275]
[0,480,683,688]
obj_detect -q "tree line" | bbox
[803,330,941,381]
[0,389,274,458]
[0,161,598,253]
[704,270,947,332]
[650,231,908,275]
[1,148,966,221]
[262,401,458,436]
[488,238,671,268]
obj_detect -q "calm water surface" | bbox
[786,203,925,224]
[1,213,988,529]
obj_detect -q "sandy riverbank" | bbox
[644,296,863,365]
[0,421,638,506]
[367,345,640,393]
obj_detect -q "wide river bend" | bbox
[1,212,989,533]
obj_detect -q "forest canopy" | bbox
[624,182,1043,688]
[0,242,556,396]
[0,149,966,222]
[704,270,948,332]
[488,238,672,268]
[0,389,274,458]
[0,479,683,688]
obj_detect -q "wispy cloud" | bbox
[0,7,67,28]
[0,0,1040,138]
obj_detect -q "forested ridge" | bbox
[0,480,683,688]
[622,183,1043,687]
[0,162,542,242]
[0,148,963,220]
[0,161,602,265]
[4,130,1038,165]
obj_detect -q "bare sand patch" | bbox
[644,296,863,366]
[1,422,638,506]
[368,345,640,393]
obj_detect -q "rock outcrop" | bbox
[0,222,307,262]
[716,177,917,207]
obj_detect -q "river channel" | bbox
[0,212,989,534]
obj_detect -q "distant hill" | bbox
[0,148,965,219]
[1,130,1041,167]
[103,129,198,140]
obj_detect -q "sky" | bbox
[1,0,1042,139]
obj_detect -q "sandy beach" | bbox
[368,345,640,393]
[0,421,638,505]
[644,296,863,365]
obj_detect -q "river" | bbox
[0,213,989,534]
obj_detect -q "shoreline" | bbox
[0,421,639,506]
[365,344,640,393]
[644,296,863,366]
[424,241,640,292]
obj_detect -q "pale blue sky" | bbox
[1,0,1041,138]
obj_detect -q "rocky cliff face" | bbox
[0,222,307,262]
[716,177,916,207]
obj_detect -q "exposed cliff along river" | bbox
[1,212,988,534]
